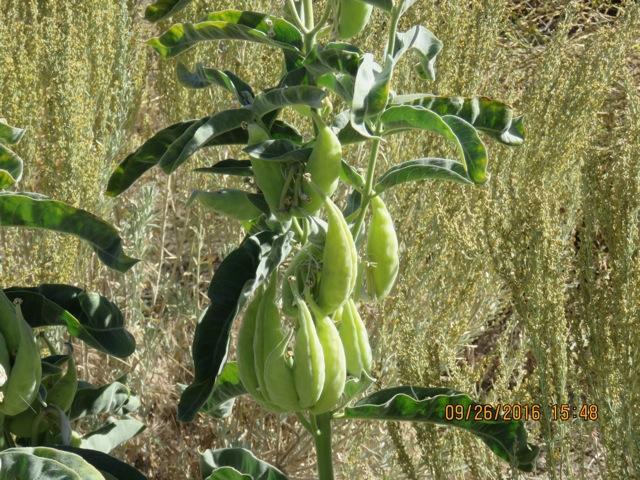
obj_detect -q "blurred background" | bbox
[1,0,638,478]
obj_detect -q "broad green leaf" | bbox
[343,386,539,472]
[188,190,266,221]
[0,447,104,479]
[176,63,254,105]
[270,120,303,144]
[79,418,146,453]
[351,53,393,137]
[159,108,254,174]
[0,193,138,272]
[200,448,288,480]
[317,72,356,102]
[54,447,148,480]
[375,158,472,193]
[360,0,393,12]
[148,10,303,59]
[251,86,325,119]
[244,139,312,163]
[441,115,488,184]
[46,354,77,412]
[4,284,136,358]
[304,42,363,77]
[200,361,246,419]
[107,120,198,196]
[205,467,252,480]
[145,0,193,22]
[0,143,24,188]
[195,160,253,177]
[391,94,525,145]
[70,381,138,421]
[107,119,253,196]
[0,119,26,144]
[379,105,488,184]
[340,160,366,189]
[392,26,443,81]
[178,231,293,422]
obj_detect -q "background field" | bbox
[1,1,638,478]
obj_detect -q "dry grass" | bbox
[1,0,639,479]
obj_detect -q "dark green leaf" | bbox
[392,26,442,81]
[304,42,363,77]
[195,160,253,177]
[340,160,365,189]
[0,119,26,144]
[70,381,138,421]
[106,120,197,196]
[79,418,146,453]
[251,86,325,119]
[176,63,255,105]
[4,284,136,358]
[244,139,312,163]
[0,143,24,188]
[200,361,246,419]
[317,72,356,102]
[351,53,393,137]
[391,94,525,145]
[375,158,472,192]
[270,120,303,144]
[159,109,254,174]
[343,386,539,472]
[188,190,265,221]
[54,446,148,480]
[0,193,138,272]
[145,0,193,22]
[178,231,293,422]
[379,106,488,184]
[148,10,303,59]
[200,448,288,480]
[442,115,488,184]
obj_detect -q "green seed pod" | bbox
[337,0,373,40]
[366,195,399,299]
[300,115,342,215]
[237,287,265,403]
[309,306,346,414]
[248,123,288,219]
[0,301,42,416]
[263,333,300,412]
[317,198,358,315]
[293,297,325,409]
[188,189,264,221]
[337,299,372,377]
[237,286,284,412]
[253,275,282,403]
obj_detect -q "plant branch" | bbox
[350,136,381,240]
[303,0,314,31]
[313,412,335,480]
[286,0,307,32]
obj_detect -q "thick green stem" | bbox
[303,0,314,30]
[313,413,335,480]
[351,137,381,239]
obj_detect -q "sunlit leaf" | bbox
[375,158,472,192]
[343,386,539,472]
[244,139,312,163]
[251,86,325,119]
[0,193,138,272]
[391,94,525,145]
[148,10,303,58]
[177,63,255,105]
[79,418,146,454]
[0,143,24,188]
[145,0,193,22]
[351,53,393,137]
[200,448,288,480]
[392,26,442,81]
[54,447,148,480]
[200,361,246,419]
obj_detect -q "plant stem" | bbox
[303,0,314,31]
[351,136,381,239]
[313,413,335,480]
